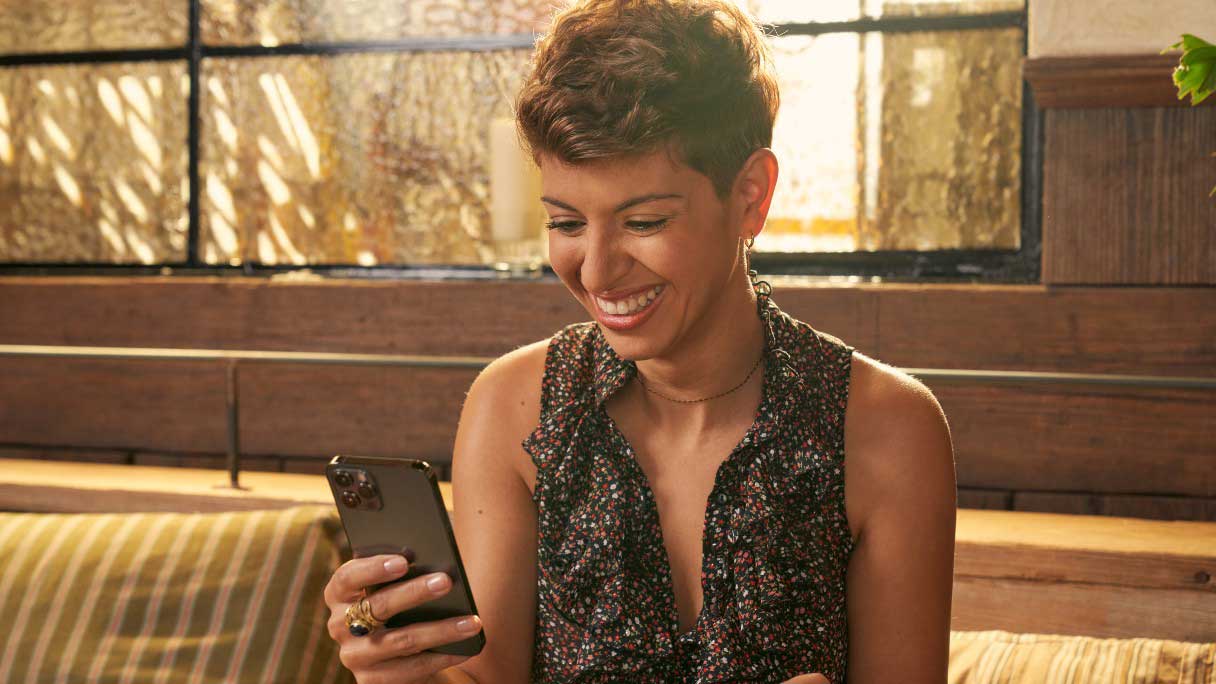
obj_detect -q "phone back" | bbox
[327,454,483,655]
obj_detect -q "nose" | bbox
[579,223,631,295]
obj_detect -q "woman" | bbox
[324,1,957,682]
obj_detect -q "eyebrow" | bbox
[540,193,684,214]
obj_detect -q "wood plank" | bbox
[3,356,1212,498]
[951,577,1216,642]
[874,285,1216,375]
[1016,490,1216,522]
[957,489,1011,511]
[1043,106,1216,284]
[1024,55,1216,109]
[1012,491,1100,516]
[934,381,1216,498]
[235,362,478,462]
[955,509,1216,593]
[0,457,455,514]
[3,278,1215,375]
[0,357,229,453]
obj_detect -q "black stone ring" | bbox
[345,597,384,637]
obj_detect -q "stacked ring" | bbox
[345,596,386,637]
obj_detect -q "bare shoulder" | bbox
[843,351,958,683]
[460,337,551,489]
[843,350,957,542]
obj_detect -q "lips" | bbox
[590,284,666,331]
[592,284,664,316]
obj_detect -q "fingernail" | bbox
[384,557,407,574]
[456,615,481,633]
[426,573,449,591]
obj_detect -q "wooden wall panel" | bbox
[0,277,587,356]
[235,363,478,461]
[3,278,1214,375]
[2,278,1214,518]
[1023,55,1213,109]
[934,381,1216,497]
[0,357,228,453]
[1014,491,1216,521]
[1042,106,1216,284]
[951,577,1215,641]
[874,285,1216,375]
[956,489,1012,511]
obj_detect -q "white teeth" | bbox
[595,285,664,317]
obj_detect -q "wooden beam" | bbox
[1024,54,1215,109]
[2,278,1214,374]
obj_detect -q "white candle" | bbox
[489,117,543,242]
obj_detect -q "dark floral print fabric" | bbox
[522,293,857,684]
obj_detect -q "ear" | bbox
[731,148,779,242]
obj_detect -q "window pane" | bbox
[201,0,551,45]
[199,50,530,266]
[756,26,1022,253]
[0,1,187,54]
[748,0,1024,23]
[763,34,859,253]
[0,62,189,263]
[861,27,1022,251]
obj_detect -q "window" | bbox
[0,0,1036,282]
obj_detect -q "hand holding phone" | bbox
[322,455,485,682]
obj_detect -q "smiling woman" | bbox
[323,1,956,683]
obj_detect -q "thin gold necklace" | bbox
[634,352,765,404]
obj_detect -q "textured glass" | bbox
[0,1,187,54]
[749,0,1024,24]
[201,0,552,45]
[199,50,531,266]
[762,34,860,253]
[0,62,189,263]
[756,27,1022,253]
[859,28,1022,250]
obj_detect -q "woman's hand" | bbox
[782,675,831,684]
[325,553,483,683]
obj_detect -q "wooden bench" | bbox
[2,458,1213,642]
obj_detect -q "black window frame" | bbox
[0,1,1038,283]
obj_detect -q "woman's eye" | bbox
[545,220,584,234]
[627,218,669,232]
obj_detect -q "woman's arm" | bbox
[844,361,958,684]
[439,341,549,684]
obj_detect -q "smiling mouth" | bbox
[592,285,665,316]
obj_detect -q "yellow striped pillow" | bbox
[0,505,354,684]
[950,629,1216,683]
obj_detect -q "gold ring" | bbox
[345,596,385,637]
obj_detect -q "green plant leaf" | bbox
[1167,34,1216,105]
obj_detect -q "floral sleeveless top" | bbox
[521,293,857,684]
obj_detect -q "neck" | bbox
[625,276,768,437]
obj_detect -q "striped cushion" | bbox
[0,505,354,684]
[950,629,1216,683]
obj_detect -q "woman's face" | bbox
[539,147,750,360]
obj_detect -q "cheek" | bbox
[546,235,581,286]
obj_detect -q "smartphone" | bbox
[326,454,484,657]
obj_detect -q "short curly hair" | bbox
[514,0,780,199]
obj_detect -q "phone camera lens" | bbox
[341,491,360,508]
[357,481,376,498]
[335,471,353,487]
